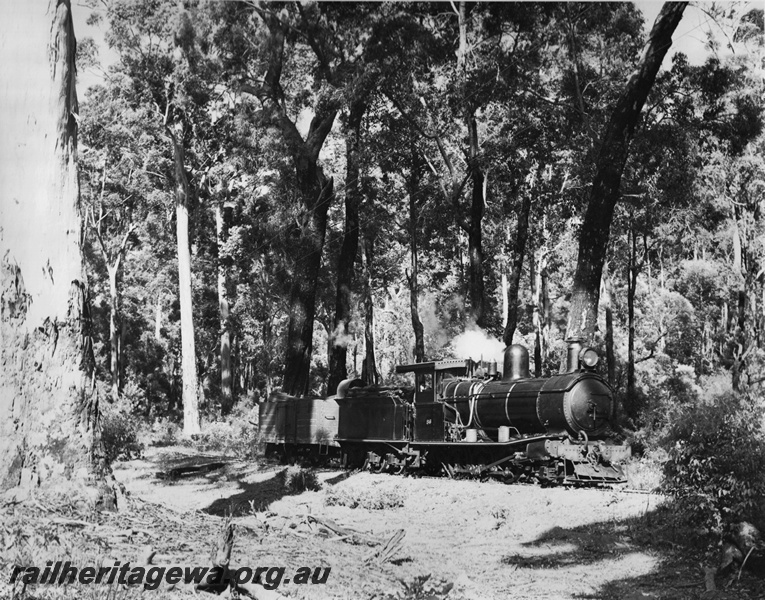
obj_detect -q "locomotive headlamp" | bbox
[579,347,599,369]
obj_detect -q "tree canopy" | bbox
[69,0,763,436]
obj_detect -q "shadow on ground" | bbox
[501,503,765,600]
[203,471,295,516]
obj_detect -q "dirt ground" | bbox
[109,447,764,600]
[3,446,765,600]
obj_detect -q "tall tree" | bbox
[215,196,233,413]
[406,146,426,364]
[0,0,109,502]
[105,0,223,433]
[327,100,366,393]
[566,1,687,342]
[245,7,336,397]
[230,3,386,395]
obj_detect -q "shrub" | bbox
[661,390,765,535]
[622,449,667,491]
[282,466,320,493]
[190,405,261,458]
[325,483,405,510]
[100,397,144,463]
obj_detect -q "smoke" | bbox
[329,322,354,349]
[451,327,504,364]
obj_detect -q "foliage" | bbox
[325,481,405,510]
[622,449,667,491]
[73,4,765,537]
[186,404,261,459]
[661,391,765,535]
[99,388,145,463]
[281,466,321,494]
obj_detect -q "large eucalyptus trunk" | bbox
[328,102,364,394]
[245,12,338,397]
[0,0,110,503]
[168,132,201,435]
[566,2,687,342]
[281,172,334,396]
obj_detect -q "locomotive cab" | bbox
[394,359,477,442]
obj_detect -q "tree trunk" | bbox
[626,225,638,420]
[107,264,120,402]
[530,247,548,378]
[175,200,200,434]
[455,1,487,328]
[155,293,162,341]
[732,206,747,331]
[360,233,379,386]
[216,203,233,414]
[328,102,364,393]
[566,2,687,342]
[242,12,338,397]
[281,174,334,396]
[503,191,533,346]
[167,129,200,435]
[466,160,486,328]
[0,0,111,504]
[602,261,616,386]
[408,152,425,363]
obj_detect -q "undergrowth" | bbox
[281,466,321,494]
[325,481,405,510]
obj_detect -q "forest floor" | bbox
[3,446,765,600]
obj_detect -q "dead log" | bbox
[156,461,227,479]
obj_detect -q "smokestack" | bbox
[566,338,583,373]
[502,344,531,381]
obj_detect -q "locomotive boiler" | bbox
[260,339,630,485]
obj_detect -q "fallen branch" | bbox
[305,515,381,546]
[365,529,405,565]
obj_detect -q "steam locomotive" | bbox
[259,339,630,485]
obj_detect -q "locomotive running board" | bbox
[334,435,558,446]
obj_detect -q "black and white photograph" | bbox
[1,1,764,598]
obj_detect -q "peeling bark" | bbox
[0,0,112,505]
